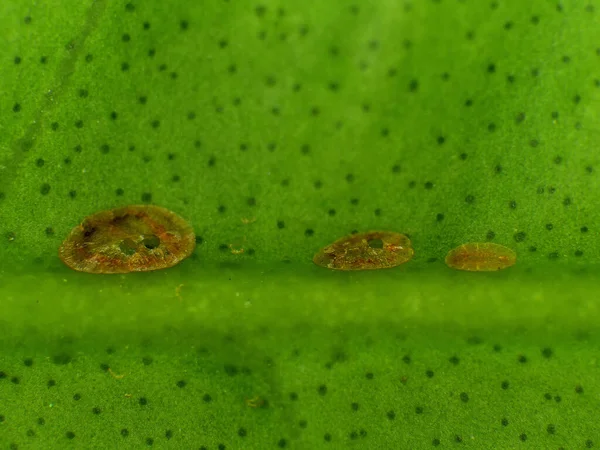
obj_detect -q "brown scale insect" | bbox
[59,205,195,274]
[445,242,516,272]
[313,230,414,270]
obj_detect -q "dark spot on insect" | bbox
[436,213,444,222]
[318,384,327,395]
[368,238,384,248]
[350,198,359,205]
[548,252,559,260]
[495,165,502,173]
[425,369,434,378]
[449,355,460,365]
[66,431,75,439]
[408,181,416,188]
[415,406,424,414]
[40,183,51,195]
[328,209,336,216]
[305,229,314,237]
[459,392,469,402]
[518,354,528,363]
[402,355,411,364]
[424,181,434,189]
[554,156,563,164]
[47,379,56,387]
[437,136,445,145]
[465,195,475,204]
[501,418,508,426]
[487,63,496,73]
[563,197,571,206]
[575,250,584,257]
[509,200,517,209]
[515,112,525,123]
[139,397,148,406]
[73,393,81,400]
[501,380,509,389]
[546,223,553,231]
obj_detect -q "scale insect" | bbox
[445,242,516,272]
[313,230,414,271]
[59,205,196,274]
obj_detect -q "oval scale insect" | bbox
[313,230,414,271]
[59,205,196,274]
[445,242,516,272]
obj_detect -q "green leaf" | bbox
[1,1,599,448]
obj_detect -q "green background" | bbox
[1,0,599,448]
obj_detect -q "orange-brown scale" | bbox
[445,242,516,272]
[59,205,195,274]
[313,230,414,271]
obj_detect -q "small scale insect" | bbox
[240,217,256,224]
[229,244,245,255]
[245,396,265,408]
[108,367,126,379]
[59,205,196,274]
[175,283,185,300]
[445,242,516,272]
[313,230,414,270]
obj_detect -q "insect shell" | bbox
[313,230,414,270]
[445,242,516,272]
[59,205,196,274]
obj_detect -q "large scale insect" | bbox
[59,205,195,274]
[313,230,414,270]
